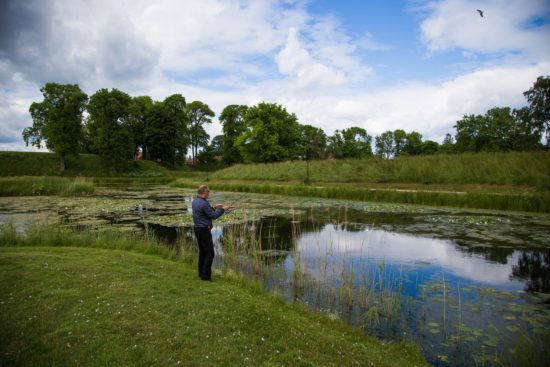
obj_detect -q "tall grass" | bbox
[0,176,96,196]
[0,222,177,260]
[211,152,550,188]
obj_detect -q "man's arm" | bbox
[201,201,225,219]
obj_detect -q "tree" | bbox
[187,101,214,165]
[327,130,345,159]
[439,133,455,154]
[219,104,248,165]
[23,83,87,171]
[198,135,224,164]
[393,129,407,156]
[453,107,542,152]
[403,131,423,155]
[145,94,188,167]
[298,124,327,160]
[87,88,134,168]
[127,96,153,159]
[236,102,301,163]
[421,140,439,155]
[524,76,550,145]
[375,131,394,159]
[341,127,372,158]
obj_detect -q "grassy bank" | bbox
[0,177,96,196]
[172,179,550,213]
[0,152,172,178]
[212,152,550,189]
[0,225,427,366]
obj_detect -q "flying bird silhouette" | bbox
[476,9,484,17]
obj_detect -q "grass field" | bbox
[0,225,427,367]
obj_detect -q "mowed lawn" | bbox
[0,246,428,367]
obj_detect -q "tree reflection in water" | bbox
[510,250,550,293]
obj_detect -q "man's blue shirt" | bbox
[192,196,224,227]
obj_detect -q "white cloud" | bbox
[1,0,549,152]
[420,0,550,58]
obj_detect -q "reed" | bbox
[0,176,95,196]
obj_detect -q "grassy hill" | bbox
[0,225,427,367]
[172,151,550,212]
[211,152,550,189]
[0,152,172,178]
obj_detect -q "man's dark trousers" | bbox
[194,226,214,280]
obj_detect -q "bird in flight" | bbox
[477,9,484,17]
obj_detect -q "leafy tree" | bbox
[393,129,407,156]
[512,107,544,150]
[439,133,455,154]
[454,107,542,152]
[341,126,372,158]
[327,130,345,159]
[145,94,188,167]
[219,104,248,165]
[187,101,214,165]
[375,131,394,159]
[403,131,423,155]
[198,135,224,164]
[127,96,153,158]
[23,83,88,171]
[421,140,439,155]
[524,76,550,145]
[87,88,133,168]
[299,124,327,160]
[236,102,301,163]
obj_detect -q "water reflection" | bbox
[510,250,550,293]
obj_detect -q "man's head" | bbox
[197,184,210,199]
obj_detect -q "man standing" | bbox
[192,185,229,281]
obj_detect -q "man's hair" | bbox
[198,185,209,194]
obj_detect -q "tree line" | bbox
[23,76,549,171]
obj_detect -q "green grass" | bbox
[212,152,550,189]
[0,152,173,178]
[0,177,96,196]
[0,225,428,367]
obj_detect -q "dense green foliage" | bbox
[86,88,134,168]
[219,104,248,164]
[0,225,428,367]
[187,100,214,164]
[454,107,544,152]
[22,83,88,171]
[236,102,301,163]
[146,94,188,167]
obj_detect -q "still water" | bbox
[1,186,549,366]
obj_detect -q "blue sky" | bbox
[1,0,549,151]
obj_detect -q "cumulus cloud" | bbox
[1,0,549,151]
[420,0,550,58]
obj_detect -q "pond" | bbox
[1,185,549,366]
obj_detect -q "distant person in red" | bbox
[192,185,229,281]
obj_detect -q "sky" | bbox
[1,0,549,152]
